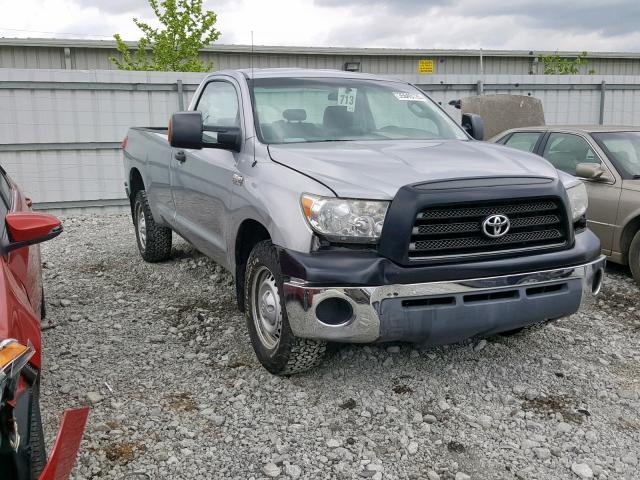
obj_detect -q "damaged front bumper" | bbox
[283,255,606,344]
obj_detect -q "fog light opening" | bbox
[315,297,354,326]
[592,268,604,295]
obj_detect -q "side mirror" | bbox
[461,113,485,140]
[169,111,242,152]
[169,111,204,149]
[207,127,242,152]
[575,163,611,182]
[5,212,62,253]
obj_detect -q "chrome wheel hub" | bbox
[136,203,147,250]
[252,266,282,349]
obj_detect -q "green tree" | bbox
[540,51,593,75]
[110,0,221,72]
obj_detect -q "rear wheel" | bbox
[133,190,172,262]
[245,241,326,375]
[629,230,640,285]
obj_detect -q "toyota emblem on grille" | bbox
[482,214,511,238]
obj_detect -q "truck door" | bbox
[170,79,242,265]
[540,132,621,253]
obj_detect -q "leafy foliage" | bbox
[540,51,594,75]
[110,0,220,72]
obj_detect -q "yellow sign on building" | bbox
[418,59,434,73]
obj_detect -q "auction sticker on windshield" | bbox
[393,91,427,101]
[337,87,357,112]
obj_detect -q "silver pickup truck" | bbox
[123,68,605,375]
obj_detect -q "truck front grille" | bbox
[409,198,567,260]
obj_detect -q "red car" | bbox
[0,166,88,480]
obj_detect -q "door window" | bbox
[503,132,542,153]
[196,81,240,128]
[542,133,600,175]
[591,131,640,178]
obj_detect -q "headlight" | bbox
[566,182,588,221]
[301,194,389,243]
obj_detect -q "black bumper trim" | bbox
[278,229,601,287]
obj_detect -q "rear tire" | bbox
[245,240,326,375]
[133,190,172,262]
[629,230,640,286]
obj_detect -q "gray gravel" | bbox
[40,214,639,480]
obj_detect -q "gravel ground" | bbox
[40,214,639,480]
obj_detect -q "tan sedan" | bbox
[491,126,640,284]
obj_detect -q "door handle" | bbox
[175,150,186,162]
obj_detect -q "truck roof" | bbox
[221,67,403,82]
[501,125,640,134]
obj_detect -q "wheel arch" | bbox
[129,168,145,202]
[234,219,272,312]
[128,167,146,221]
[620,213,640,261]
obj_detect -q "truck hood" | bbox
[268,140,559,199]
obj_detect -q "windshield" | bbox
[251,77,467,144]
[592,131,640,178]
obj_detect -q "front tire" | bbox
[28,381,46,479]
[10,375,47,479]
[629,230,640,285]
[133,190,172,263]
[40,287,46,320]
[245,241,326,375]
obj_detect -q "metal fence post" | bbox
[476,80,484,96]
[177,79,184,111]
[599,81,606,125]
[63,48,71,69]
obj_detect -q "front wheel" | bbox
[28,381,47,479]
[245,241,326,375]
[133,190,172,263]
[8,377,48,479]
[40,287,46,321]
[629,230,640,286]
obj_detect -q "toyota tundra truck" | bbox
[122,68,606,375]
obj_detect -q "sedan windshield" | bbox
[592,131,640,178]
[251,77,467,144]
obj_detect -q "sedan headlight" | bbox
[301,194,389,243]
[566,182,588,221]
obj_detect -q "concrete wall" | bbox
[1,68,640,211]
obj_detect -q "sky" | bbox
[1,0,639,52]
